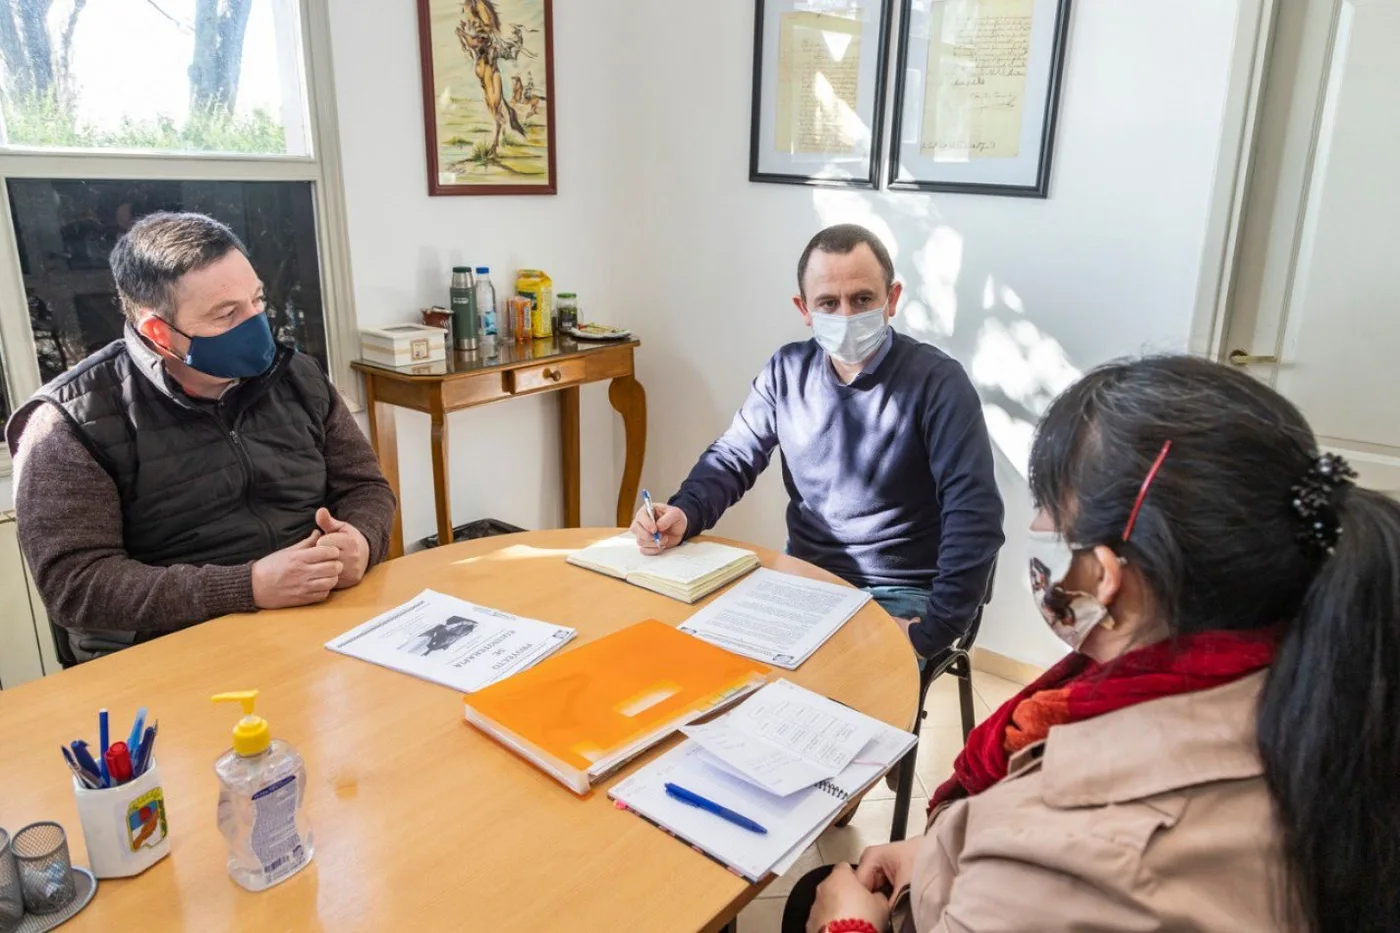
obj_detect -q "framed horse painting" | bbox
[416,0,557,195]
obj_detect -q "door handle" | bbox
[1228,349,1279,366]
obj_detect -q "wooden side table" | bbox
[351,338,646,558]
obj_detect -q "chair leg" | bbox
[957,660,977,742]
[888,735,919,843]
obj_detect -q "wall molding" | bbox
[970,647,1045,687]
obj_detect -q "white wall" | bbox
[603,1,1241,669]
[328,0,633,541]
[327,0,1243,667]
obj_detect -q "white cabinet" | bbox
[0,511,58,688]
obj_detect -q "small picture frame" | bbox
[749,0,897,189]
[887,0,1072,197]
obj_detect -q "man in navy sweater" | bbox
[631,224,1004,658]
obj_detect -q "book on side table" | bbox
[566,533,761,603]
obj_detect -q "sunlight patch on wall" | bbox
[982,275,1027,315]
[971,318,1079,412]
[983,403,1037,479]
[971,318,1082,478]
[1000,284,1025,313]
[810,189,901,266]
[899,299,934,333]
[911,225,962,338]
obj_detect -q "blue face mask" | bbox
[170,313,277,379]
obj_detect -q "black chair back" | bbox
[919,559,997,693]
[889,559,997,842]
[50,621,79,669]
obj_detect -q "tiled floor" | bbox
[735,672,1025,932]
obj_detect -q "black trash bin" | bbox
[419,518,527,549]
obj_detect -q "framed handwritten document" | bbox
[888,0,1071,197]
[749,0,895,188]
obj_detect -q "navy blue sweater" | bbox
[670,333,1004,656]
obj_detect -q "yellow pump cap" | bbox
[211,690,271,756]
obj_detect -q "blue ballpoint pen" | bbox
[71,741,104,788]
[61,746,100,789]
[98,708,111,787]
[642,489,662,547]
[665,783,768,835]
[127,707,148,753]
[134,723,158,777]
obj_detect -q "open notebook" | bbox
[609,682,916,881]
[567,533,761,603]
[463,620,770,794]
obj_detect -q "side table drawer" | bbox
[510,357,588,394]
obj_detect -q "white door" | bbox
[1224,0,1400,496]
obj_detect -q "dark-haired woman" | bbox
[789,355,1399,933]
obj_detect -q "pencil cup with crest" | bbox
[73,759,170,878]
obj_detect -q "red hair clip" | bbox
[1122,440,1172,543]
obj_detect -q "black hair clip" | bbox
[1290,453,1357,559]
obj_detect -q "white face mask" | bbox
[809,306,888,365]
[1026,530,1115,649]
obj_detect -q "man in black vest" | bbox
[5,212,396,663]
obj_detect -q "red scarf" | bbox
[928,628,1279,812]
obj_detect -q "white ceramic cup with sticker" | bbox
[72,760,170,878]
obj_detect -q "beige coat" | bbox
[901,671,1294,932]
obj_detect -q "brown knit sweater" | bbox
[12,384,395,652]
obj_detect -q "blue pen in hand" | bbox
[665,783,768,835]
[642,489,662,547]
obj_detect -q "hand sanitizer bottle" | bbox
[212,690,314,891]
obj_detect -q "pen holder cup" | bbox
[73,760,170,879]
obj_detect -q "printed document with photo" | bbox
[325,589,576,693]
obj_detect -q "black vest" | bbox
[16,327,332,569]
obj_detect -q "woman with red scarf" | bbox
[788,356,1400,933]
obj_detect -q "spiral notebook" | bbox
[608,685,916,881]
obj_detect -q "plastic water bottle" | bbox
[212,690,314,892]
[475,266,498,355]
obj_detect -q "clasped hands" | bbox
[806,837,923,933]
[252,507,370,609]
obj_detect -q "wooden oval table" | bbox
[0,529,919,932]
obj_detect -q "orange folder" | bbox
[463,620,770,793]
